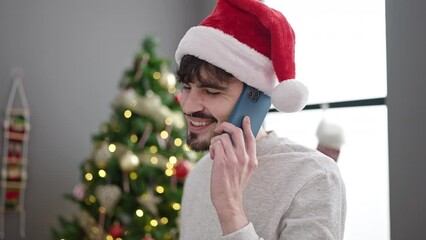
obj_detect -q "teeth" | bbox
[191,121,211,127]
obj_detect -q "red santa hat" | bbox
[175,0,308,112]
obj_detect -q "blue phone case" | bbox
[227,84,271,136]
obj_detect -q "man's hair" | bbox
[177,55,234,84]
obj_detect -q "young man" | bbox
[175,0,346,239]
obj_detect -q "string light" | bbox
[165,168,174,177]
[183,144,191,151]
[108,144,116,152]
[160,217,169,225]
[149,146,158,153]
[166,162,174,169]
[174,138,183,147]
[150,219,158,227]
[130,134,138,143]
[136,209,144,217]
[156,186,164,194]
[129,171,138,180]
[124,110,132,118]
[106,235,113,240]
[150,156,158,165]
[160,130,169,139]
[169,156,177,164]
[172,203,181,211]
[88,195,96,203]
[165,117,173,126]
[99,207,106,214]
[98,169,107,178]
[168,86,176,94]
[85,173,93,181]
[153,72,161,80]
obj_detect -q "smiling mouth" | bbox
[190,120,214,127]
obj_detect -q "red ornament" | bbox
[6,190,19,201]
[174,92,181,104]
[108,222,124,238]
[174,160,192,181]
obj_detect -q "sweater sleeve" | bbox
[220,223,263,240]
[280,171,346,240]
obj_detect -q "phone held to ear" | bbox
[227,84,271,136]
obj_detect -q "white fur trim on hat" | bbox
[175,26,279,95]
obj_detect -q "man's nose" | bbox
[180,89,204,114]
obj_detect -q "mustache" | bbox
[184,111,217,121]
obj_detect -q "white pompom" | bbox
[316,119,345,149]
[271,80,309,112]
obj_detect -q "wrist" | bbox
[215,204,249,235]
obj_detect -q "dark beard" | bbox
[187,132,211,151]
[184,111,218,151]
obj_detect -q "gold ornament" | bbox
[120,151,140,172]
[95,185,122,215]
[93,142,112,168]
[138,189,161,217]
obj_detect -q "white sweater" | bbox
[179,132,346,240]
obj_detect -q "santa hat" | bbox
[175,0,308,112]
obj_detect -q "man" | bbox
[175,0,346,239]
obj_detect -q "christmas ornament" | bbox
[316,119,345,162]
[174,160,193,181]
[95,185,122,214]
[76,210,98,240]
[174,92,181,104]
[120,151,140,172]
[114,89,185,129]
[108,222,124,238]
[159,65,177,89]
[94,142,112,168]
[72,183,86,201]
[138,189,161,216]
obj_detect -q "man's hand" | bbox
[209,116,258,235]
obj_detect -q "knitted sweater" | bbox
[179,132,346,240]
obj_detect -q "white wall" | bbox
[0,0,203,239]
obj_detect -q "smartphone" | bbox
[227,83,271,136]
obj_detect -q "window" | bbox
[264,1,389,239]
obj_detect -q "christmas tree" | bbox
[52,37,200,240]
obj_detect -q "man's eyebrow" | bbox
[197,81,227,90]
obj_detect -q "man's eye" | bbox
[206,89,221,95]
[182,84,191,90]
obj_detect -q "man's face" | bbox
[179,68,243,151]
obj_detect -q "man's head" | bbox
[175,0,308,114]
[175,0,309,149]
[177,55,243,151]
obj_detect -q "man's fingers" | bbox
[242,116,256,157]
[215,121,246,152]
